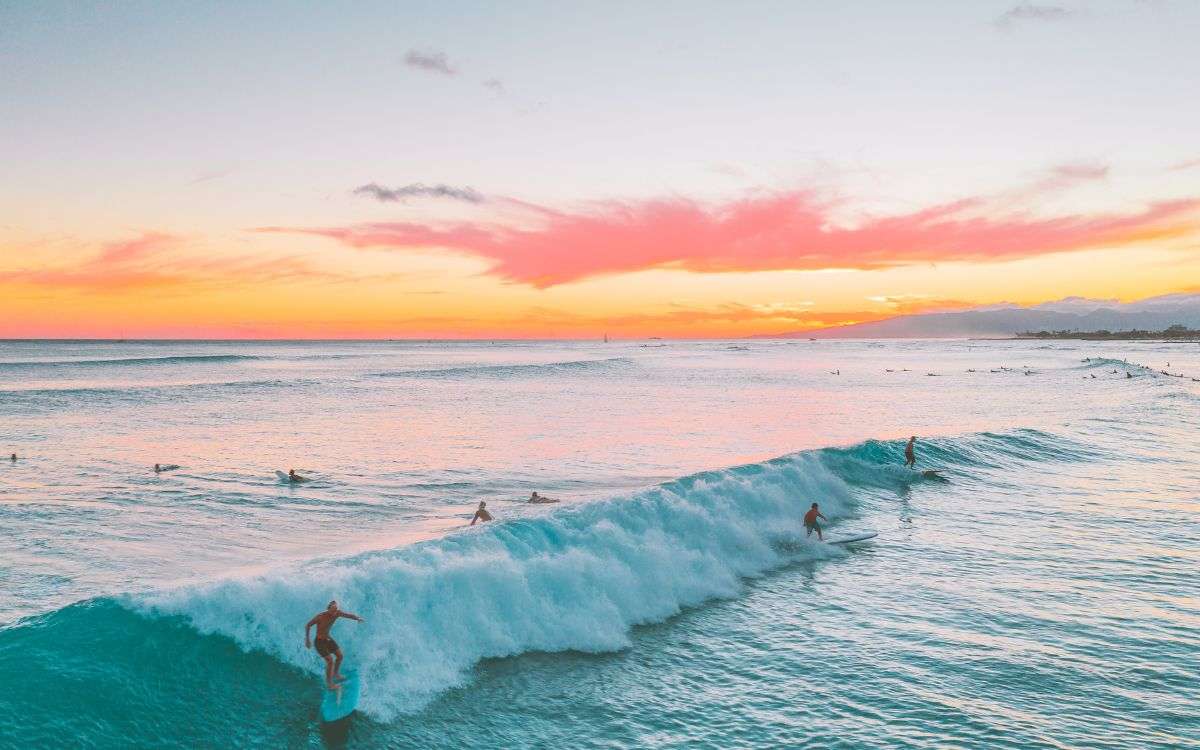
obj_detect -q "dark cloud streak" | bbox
[353,182,485,204]
[994,3,1074,29]
[404,50,457,76]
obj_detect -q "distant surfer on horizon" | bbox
[470,501,493,525]
[9,453,15,462]
[305,600,364,690]
[804,502,827,542]
[905,436,917,468]
[529,492,558,504]
[288,468,309,483]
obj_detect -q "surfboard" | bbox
[319,670,360,723]
[826,531,878,545]
[275,470,291,482]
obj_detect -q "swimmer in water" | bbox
[471,501,493,525]
[905,436,917,468]
[804,502,827,541]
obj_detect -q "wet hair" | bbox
[811,502,818,508]
[328,600,337,609]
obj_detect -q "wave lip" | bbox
[133,445,875,719]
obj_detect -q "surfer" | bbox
[288,468,308,483]
[529,492,558,504]
[305,601,364,690]
[470,501,493,525]
[9,453,15,462]
[905,436,917,468]
[804,503,827,541]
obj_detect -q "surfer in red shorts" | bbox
[305,601,364,690]
[804,502,827,541]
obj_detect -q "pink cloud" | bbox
[258,191,1200,288]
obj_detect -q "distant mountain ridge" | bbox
[762,293,1200,339]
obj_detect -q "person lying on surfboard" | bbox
[804,502,827,541]
[305,601,364,690]
[470,501,493,525]
[905,436,917,468]
[288,468,309,483]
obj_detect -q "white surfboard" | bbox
[826,531,879,545]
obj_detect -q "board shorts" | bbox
[314,636,339,658]
[805,521,820,532]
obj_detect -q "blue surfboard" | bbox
[319,670,360,723]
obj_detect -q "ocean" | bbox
[0,339,1196,749]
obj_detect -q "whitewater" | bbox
[0,339,1196,749]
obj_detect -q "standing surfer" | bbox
[905,436,917,468]
[804,503,827,541]
[305,601,364,690]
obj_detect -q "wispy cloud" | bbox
[0,232,333,293]
[994,3,1074,29]
[352,182,484,204]
[1049,162,1108,182]
[404,49,457,76]
[482,78,505,94]
[259,189,1200,289]
[866,294,976,314]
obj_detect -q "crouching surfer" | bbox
[305,601,364,690]
[804,502,827,542]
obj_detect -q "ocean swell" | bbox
[371,357,634,380]
[133,447,866,718]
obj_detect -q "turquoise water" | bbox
[1,340,1197,748]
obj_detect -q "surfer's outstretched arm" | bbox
[338,611,364,623]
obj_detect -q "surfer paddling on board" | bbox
[305,601,364,690]
[804,503,827,542]
[288,468,309,483]
[470,501,493,525]
[905,436,917,468]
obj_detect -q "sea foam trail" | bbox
[135,447,884,718]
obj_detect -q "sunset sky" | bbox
[2,1,1198,338]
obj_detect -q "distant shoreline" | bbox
[1013,326,1200,342]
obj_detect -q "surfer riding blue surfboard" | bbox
[305,600,364,691]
